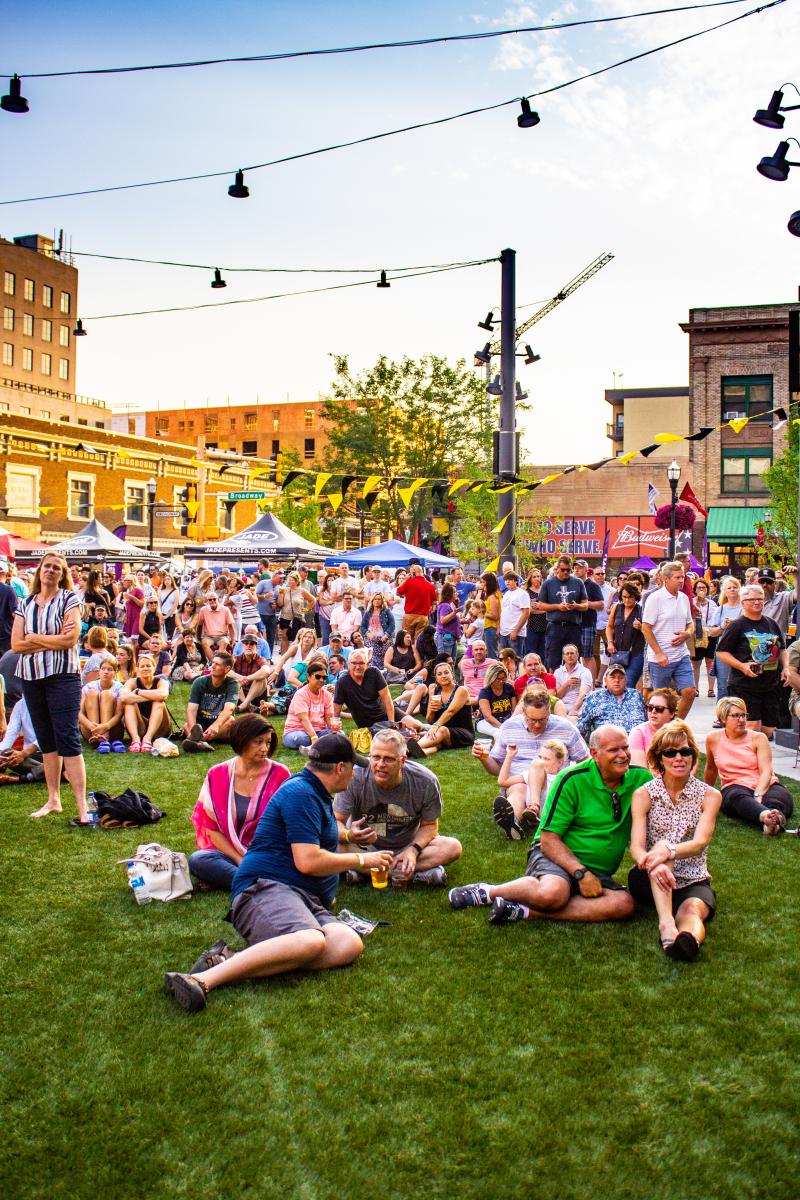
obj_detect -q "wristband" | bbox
[344,829,350,843]
[357,853,365,867]
[411,842,423,855]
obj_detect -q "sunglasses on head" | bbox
[647,704,668,713]
[661,746,693,759]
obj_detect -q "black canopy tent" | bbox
[188,511,331,561]
[27,518,165,563]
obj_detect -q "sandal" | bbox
[141,741,154,754]
[190,939,234,973]
[111,740,127,753]
[97,739,112,753]
[128,741,142,753]
[164,972,208,1013]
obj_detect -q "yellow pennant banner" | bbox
[728,417,750,434]
[362,475,382,500]
[448,479,470,496]
[654,433,685,444]
[617,451,639,465]
[314,472,332,499]
[326,493,344,512]
[491,509,514,535]
[397,477,428,510]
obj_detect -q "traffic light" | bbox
[179,483,199,537]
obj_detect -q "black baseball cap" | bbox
[758,568,776,583]
[305,733,369,769]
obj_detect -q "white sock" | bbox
[516,904,531,919]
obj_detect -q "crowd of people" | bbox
[0,548,797,1013]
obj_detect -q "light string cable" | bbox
[69,252,494,274]
[1,0,761,78]
[0,0,784,206]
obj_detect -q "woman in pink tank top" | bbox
[704,696,793,835]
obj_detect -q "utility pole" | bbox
[497,247,517,566]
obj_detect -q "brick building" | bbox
[144,399,329,467]
[1,234,78,395]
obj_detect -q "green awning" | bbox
[706,506,769,544]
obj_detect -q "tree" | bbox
[259,448,333,546]
[762,422,797,565]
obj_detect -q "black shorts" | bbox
[726,684,780,727]
[627,866,716,919]
[446,726,475,749]
[229,878,339,945]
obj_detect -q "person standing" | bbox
[11,552,88,824]
[640,561,696,718]
[396,560,437,642]
[523,567,547,659]
[537,555,588,672]
[0,557,19,654]
[573,560,604,680]
[715,584,788,738]
[498,572,531,657]
[591,565,613,682]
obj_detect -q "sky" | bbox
[3,0,800,466]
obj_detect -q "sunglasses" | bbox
[646,704,668,713]
[661,747,693,759]
[610,791,622,822]
[309,672,327,680]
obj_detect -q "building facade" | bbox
[1,235,78,395]
[143,399,329,466]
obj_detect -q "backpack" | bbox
[95,788,166,829]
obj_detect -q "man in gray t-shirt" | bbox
[333,729,462,886]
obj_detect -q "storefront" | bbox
[705,506,769,572]
[518,515,691,561]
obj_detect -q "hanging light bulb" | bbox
[210,268,227,289]
[517,98,540,129]
[754,89,786,129]
[73,319,87,337]
[377,270,390,288]
[487,375,503,396]
[474,343,492,366]
[788,210,800,237]
[515,381,528,400]
[228,169,250,199]
[478,311,495,332]
[756,140,800,182]
[523,344,541,364]
[1,75,29,114]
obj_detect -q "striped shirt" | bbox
[15,589,82,681]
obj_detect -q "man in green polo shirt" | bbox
[449,724,651,924]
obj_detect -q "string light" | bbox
[376,270,390,288]
[210,268,227,289]
[517,98,540,128]
[227,169,249,199]
[0,74,28,113]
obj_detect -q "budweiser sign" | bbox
[520,515,691,560]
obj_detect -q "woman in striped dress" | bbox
[11,552,89,824]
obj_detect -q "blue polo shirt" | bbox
[231,767,340,907]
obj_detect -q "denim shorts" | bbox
[648,655,694,692]
[21,673,83,757]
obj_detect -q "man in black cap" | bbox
[229,632,271,712]
[758,567,795,637]
[165,733,394,1013]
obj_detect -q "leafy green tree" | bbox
[762,422,798,565]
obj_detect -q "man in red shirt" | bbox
[514,652,557,697]
[397,560,437,641]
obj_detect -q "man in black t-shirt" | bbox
[716,584,788,735]
[537,555,588,672]
[333,649,395,732]
[574,560,605,678]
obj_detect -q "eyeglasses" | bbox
[610,791,622,821]
[661,747,693,759]
[726,712,748,721]
[308,672,326,680]
[646,704,668,713]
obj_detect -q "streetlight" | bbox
[147,477,157,551]
[667,460,680,560]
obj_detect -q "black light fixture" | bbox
[517,98,540,129]
[789,210,800,237]
[228,169,249,199]
[756,140,800,182]
[1,75,29,114]
[487,375,503,396]
[377,270,390,288]
[753,83,800,130]
[73,319,87,337]
[474,342,492,366]
[515,381,528,400]
[210,268,227,289]
[478,310,495,331]
[523,343,540,364]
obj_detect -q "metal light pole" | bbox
[147,476,157,551]
[667,460,680,560]
[497,247,517,566]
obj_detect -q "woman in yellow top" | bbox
[481,570,501,660]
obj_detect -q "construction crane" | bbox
[488,251,614,355]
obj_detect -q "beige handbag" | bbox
[120,843,193,903]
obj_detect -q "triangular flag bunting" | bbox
[362,475,382,500]
[397,478,428,509]
[340,475,357,500]
[685,427,715,442]
[539,473,563,485]
[639,444,661,458]
[314,472,332,499]
[491,510,514,535]
[281,470,302,490]
[185,501,199,519]
[727,417,749,434]
[654,433,685,444]
[586,459,612,471]
[326,493,343,512]
[562,466,577,475]
[449,479,470,496]
[617,451,639,465]
[485,556,500,573]
[465,481,484,493]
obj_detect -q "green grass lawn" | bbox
[3,687,800,1200]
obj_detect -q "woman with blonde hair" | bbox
[362,592,394,671]
[629,720,721,961]
[713,575,743,708]
[704,696,793,835]
[276,570,315,648]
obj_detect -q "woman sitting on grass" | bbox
[282,656,341,750]
[170,631,204,682]
[402,661,474,757]
[704,696,794,835]
[189,716,290,891]
[628,688,679,768]
[115,643,136,683]
[383,629,421,684]
[79,659,125,752]
[476,663,517,739]
[120,651,172,753]
[629,720,721,961]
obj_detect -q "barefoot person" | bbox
[11,552,89,824]
[629,720,721,961]
[451,725,650,925]
[704,696,794,835]
[120,651,172,753]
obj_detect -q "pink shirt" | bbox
[199,603,235,639]
[331,604,361,641]
[285,684,334,732]
[460,657,499,700]
[628,721,654,757]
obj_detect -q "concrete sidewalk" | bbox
[682,693,800,783]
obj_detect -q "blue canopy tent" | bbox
[324,539,458,570]
[626,556,658,571]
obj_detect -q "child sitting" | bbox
[497,737,568,835]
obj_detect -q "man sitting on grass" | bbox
[182,652,238,752]
[333,728,462,888]
[164,734,394,1014]
[451,724,651,926]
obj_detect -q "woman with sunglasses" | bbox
[704,696,794,835]
[628,687,679,767]
[282,655,341,749]
[629,720,720,961]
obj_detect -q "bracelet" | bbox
[411,842,423,855]
[344,829,350,843]
[357,853,365,867]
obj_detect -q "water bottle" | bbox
[86,791,100,828]
[128,861,152,905]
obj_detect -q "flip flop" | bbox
[111,740,127,753]
[666,931,700,962]
[97,739,112,753]
[129,742,142,753]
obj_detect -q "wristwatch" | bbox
[664,841,677,859]
[572,867,588,881]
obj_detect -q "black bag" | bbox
[608,650,631,667]
[96,788,166,829]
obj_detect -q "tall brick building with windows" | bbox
[1,234,77,394]
[144,399,329,466]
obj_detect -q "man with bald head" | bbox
[451,724,651,925]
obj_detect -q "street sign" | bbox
[227,490,266,501]
[155,507,183,518]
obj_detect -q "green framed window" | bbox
[721,448,772,494]
[721,375,773,422]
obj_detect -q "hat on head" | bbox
[574,559,589,569]
[242,634,258,644]
[0,557,9,572]
[329,632,344,641]
[758,567,776,583]
[605,663,627,677]
[305,732,369,769]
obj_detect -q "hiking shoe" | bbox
[189,939,233,974]
[414,866,448,887]
[489,897,527,925]
[187,723,204,743]
[493,795,523,840]
[164,972,208,1013]
[520,808,540,837]
[449,882,492,910]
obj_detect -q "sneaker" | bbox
[449,882,492,910]
[489,897,527,925]
[519,809,540,836]
[413,865,448,887]
[493,795,523,840]
[189,939,234,974]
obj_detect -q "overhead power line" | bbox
[0,0,784,207]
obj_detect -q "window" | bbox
[721,448,772,494]
[77,418,88,426]
[304,408,314,429]
[272,439,280,457]
[23,278,34,302]
[68,473,94,520]
[6,466,40,516]
[23,313,33,336]
[721,375,773,422]
[22,347,32,371]
[60,291,71,314]
[155,417,169,435]
[229,417,236,430]
[2,343,13,367]
[42,285,52,308]
[41,410,50,419]
[177,420,185,432]
[188,420,194,431]
[218,497,235,533]
[244,411,257,430]
[272,409,279,431]
[95,421,104,428]
[125,483,146,524]
[204,413,218,433]
[3,307,13,331]
[59,324,69,347]
[19,405,30,415]
[58,358,69,381]
[41,319,52,342]
[304,437,315,460]
[60,415,70,422]
[242,439,257,456]
[41,353,51,375]
[4,272,14,296]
